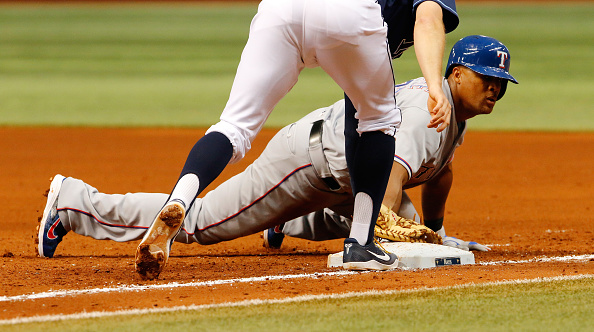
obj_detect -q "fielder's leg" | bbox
[314,8,400,270]
[136,4,306,279]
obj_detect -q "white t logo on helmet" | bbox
[497,51,509,69]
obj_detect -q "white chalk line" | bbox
[2,274,592,326]
[0,270,357,303]
[478,254,594,266]
[2,254,592,305]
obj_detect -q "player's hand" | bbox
[442,235,491,251]
[427,89,451,132]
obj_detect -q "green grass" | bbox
[0,4,343,127]
[4,276,594,331]
[0,2,593,129]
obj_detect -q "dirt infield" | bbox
[1,127,593,320]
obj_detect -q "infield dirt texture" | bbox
[1,0,593,326]
[2,127,594,319]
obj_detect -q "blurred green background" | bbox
[0,2,593,130]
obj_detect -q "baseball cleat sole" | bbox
[135,201,185,280]
[135,244,166,281]
[343,260,399,271]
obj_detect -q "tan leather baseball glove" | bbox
[374,205,442,244]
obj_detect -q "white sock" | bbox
[349,192,373,245]
[436,226,446,238]
[169,173,200,210]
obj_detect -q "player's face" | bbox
[458,67,502,116]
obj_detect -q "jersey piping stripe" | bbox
[394,154,413,178]
[59,207,199,236]
[190,164,314,234]
[58,207,149,229]
[58,164,313,237]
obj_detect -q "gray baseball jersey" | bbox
[55,77,466,244]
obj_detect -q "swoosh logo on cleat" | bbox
[47,218,61,240]
[369,250,391,262]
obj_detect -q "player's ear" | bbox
[451,66,463,84]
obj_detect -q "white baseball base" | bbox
[327,242,475,270]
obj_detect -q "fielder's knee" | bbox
[206,121,254,163]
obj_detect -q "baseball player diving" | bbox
[134,0,460,278]
[37,36,517,279]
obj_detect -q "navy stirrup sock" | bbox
[350,131,395,244]
[180,132,234,195]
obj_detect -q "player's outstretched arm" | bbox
[413,1,450,132]
[421,163,453,225]
[381,162,410,213]
[421,164,490,251]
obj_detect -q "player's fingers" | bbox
[428,108,445,124]
[427,108,449,128]
[437,112,451,132]
[468,242,491,251]
[434,119,450,132]
[429,103,451,129]
[428,98,442,115]
[427,118,443,130]
[443,236,470,251]
[427,118,441,128]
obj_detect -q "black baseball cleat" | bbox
[342,238,399,271]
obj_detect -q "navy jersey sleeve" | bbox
[413,0,459,33]
[379,0,459,59]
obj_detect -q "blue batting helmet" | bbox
[445,35,518,100]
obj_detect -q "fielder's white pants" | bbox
[207,0,400,162]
